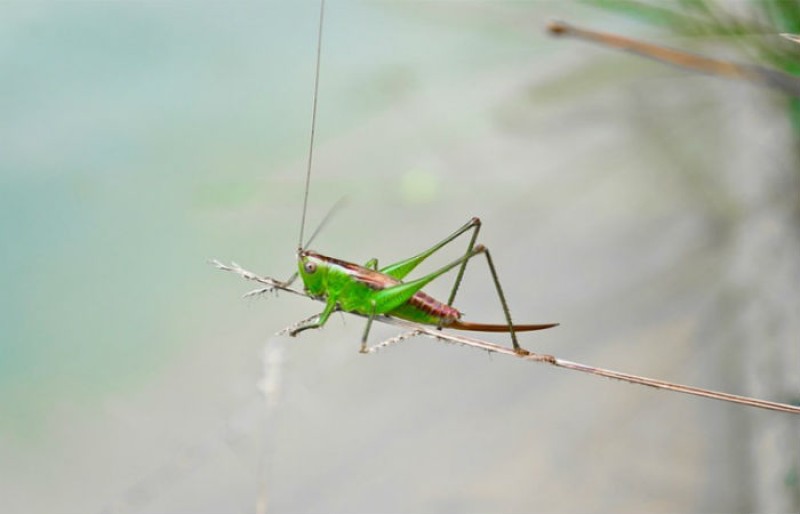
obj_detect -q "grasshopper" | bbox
[288,216,557,354]
[215,1,800,415]
[264,0,556,354]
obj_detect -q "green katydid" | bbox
[213,1,800,415]
[287,216,558,354]
[251,0,557,354]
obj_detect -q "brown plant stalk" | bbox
[548,20,800,97]
[212,259,800,415]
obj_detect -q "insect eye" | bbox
[304,261,317,274]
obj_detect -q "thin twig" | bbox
[363,329,423,353]
[213,260,800,415]
[211,260,305,299]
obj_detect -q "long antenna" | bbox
[303,196,346,250]
[298,0,326,250]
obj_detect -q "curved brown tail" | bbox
[447,320,559,332]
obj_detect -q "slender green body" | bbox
[291,218,558,353]
[286,7,554,354]
[298,250,456,326]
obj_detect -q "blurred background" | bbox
[2,1,799,513]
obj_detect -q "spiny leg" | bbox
[479,246,525,355]
[376,216,482,329]
[359,301,377,354]
[371,244,488,314]
[279,312,323,336]
[446,218,481,308]
[427,217,481,331]
[438,242,528,355]
[369,243,529,354]
[379,217,481,280]
[288,297,337,336]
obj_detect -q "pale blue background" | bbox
[2,2,798,513]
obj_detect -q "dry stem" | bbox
[212,259,800,415]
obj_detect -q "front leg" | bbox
[278,313,321,336]
[287,297,337,337]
